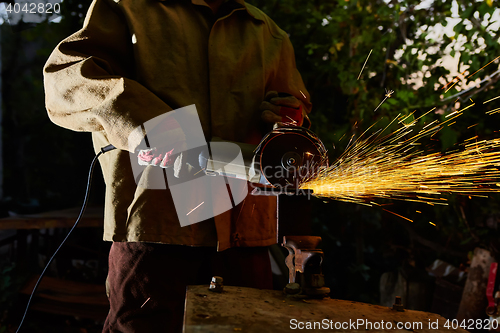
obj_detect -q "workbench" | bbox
[184,285,469,333]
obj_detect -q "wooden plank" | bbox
[0,206,104,230]
[20,275,108,306]
[28,298,109,321]
[184,285,468,333]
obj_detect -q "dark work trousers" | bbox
[102,242,273,333]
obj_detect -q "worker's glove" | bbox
[260,91,305,127]
[134,105,210,180]
[137,145,204,179]
[136,117,197,178]
[138,147,176,168]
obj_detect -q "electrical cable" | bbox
[15,144,116,333]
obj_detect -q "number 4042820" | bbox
[5,2,60,14]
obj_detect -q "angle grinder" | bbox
[204,126,328,188]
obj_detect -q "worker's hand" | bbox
[260,91,304,127]
[137,147,176,168]
[136,110,197,178]
[137,145,202,178]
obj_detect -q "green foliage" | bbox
[251,0,500,153]
[250,0,500,301]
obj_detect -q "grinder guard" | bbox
[253,126,328,188]
[203,126,327,188]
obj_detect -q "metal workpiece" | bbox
[284,283,301,295]
[183,285,468,333]
[281,236,330,298]
[282,239,321,283]
[309,273,325,288]
[209,276,223,293]
[392,296,404,312]
[283,235,322,250]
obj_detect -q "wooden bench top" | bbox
[0,206,104,230]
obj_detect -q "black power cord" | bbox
[15,144,116,333]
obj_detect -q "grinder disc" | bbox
[258,127,327,187]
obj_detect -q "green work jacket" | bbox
[43,0,311,250]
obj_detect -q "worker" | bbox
[43,0,311,331]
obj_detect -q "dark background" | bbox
[1,0,500,331]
